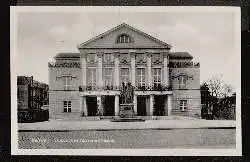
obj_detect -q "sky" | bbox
[16,11,239,88]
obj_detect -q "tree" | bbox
[200,82,214,119]
[203,75,235,119]
[206,75,224,98]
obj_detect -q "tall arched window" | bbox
[116,34,132,43]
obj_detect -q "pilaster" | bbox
[97,52,103,89]
[149,94,154,116]
[133,94,137,115]
[163,51,169,87]
[81,54,87,86]
[167,94,172,116]
[114,53,120,87]
[115,95,119,116]
[130,50,136,86]
[146,52,152,87]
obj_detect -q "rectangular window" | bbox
[179,75,187,89]
[136,68,146,87]
[63,101,72,112]
[87,68,96,87]
[121,68,130,84]
[153,68,162,86]
[103,68,113,87]
[180,100,187,112]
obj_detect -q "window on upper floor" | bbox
[116,34,132,43]
[153,68,162,87]
[180,100,187,112]
[136,68,146,87]
[87,68,96,87]
[103,68,113,87]
[121,68,130,85]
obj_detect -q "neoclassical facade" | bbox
[49,23,201,119]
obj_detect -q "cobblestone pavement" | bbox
[18,129,236,149]
[18,120,236,131]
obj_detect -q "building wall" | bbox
[17,85,29,109]
[170,67,201,117]
[49,91,81,119]
[17,76,49,110]
[49,59,81,119]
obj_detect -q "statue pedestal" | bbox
[119,103,135,118]
[111,103,145,122]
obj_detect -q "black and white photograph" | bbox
[10,6,241,156]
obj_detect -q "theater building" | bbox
[48,23,201,119]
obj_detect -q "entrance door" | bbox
[86,97,97,116]
[137,96,146,116]
[154,95,166,116]
[103,96,115,116]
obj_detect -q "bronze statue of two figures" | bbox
[112,82,145,121]
[119,82,135,118]
[120,82,134,104]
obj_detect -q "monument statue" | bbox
[121,82,134,104]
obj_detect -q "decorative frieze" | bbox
[86,53,98,64]
[119,53,130,65]
[48,62,80,68]
[169,61,200,68]
[135,53,147,65]
[152,53,163,65]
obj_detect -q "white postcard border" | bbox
[10,6,242,156]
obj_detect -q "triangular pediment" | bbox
[78,23,171,49]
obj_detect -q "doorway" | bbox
[154,95,166,116]
[103,96,115,116]
[86,96,97,116]
[137,96,147,116]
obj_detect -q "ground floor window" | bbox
[180,100,187,112]
[63,101,71,112]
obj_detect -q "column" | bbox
[97,96,103,115]
[130,50,136,86]
[114,53,120,88]
[80,96,88,116]
[146,52,152,87]
[163,51,169,87]
[83,96,88,116]
[97,52,103,89]
[81,54,87,87]
[167,95,172,116]
[115,95,119,116]
[149,95,154,116]
[133,94,137,115]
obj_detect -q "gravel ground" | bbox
[18,129,236,149]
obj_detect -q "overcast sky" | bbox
[16,11,238,88]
